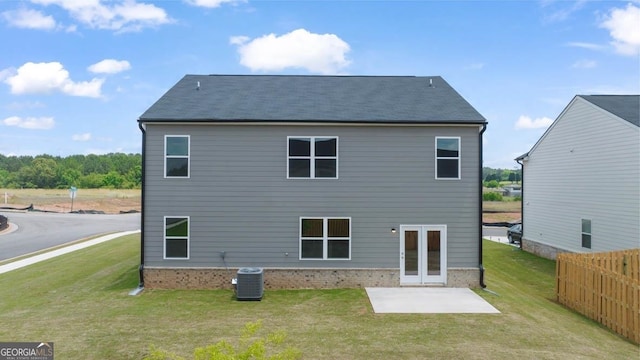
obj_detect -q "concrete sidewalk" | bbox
[366,287,500,314]
[0,230,140,275]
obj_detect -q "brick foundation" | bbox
[522,238,571,260]
[143,267,481,289]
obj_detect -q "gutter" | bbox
[515,153,528,251]
[479,123,488,289]
[130,121,146,295]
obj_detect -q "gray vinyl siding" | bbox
[143,124,481,269]
[523,97,640,253]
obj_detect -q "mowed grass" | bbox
[0,236,637,359]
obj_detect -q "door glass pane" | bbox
[427,230,441,276]
[404,230,418,276]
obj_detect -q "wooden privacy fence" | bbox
[556,249,640,344]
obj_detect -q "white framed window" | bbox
[435,137,461,179]
[164,216,190,259]
[287,137,338,178]
[165,135,190,178]
[581,219,591,249]
[299,217,351,260]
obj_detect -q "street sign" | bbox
[69,186,77,199]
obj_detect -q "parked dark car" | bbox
[507,223,522,244]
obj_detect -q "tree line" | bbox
[0,153,141,189]
[482,167,521,184]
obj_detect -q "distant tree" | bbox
[485,180,500,188]
[102,171,125,188]
[0,152,140,189]
[508,172,516,182]
[78,173,105,188]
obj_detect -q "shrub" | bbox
[143,320,302,360]
[483,192,503,201]
[484,180,500,188]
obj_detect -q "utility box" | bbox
[236,267,263,301]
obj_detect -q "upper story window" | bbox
[288,137,338,179]
[165,135,189,178]
[435,137,460,179]
[581,219,591,249]
[164,216,190,259]
[300,217,351,260]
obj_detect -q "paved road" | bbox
[483,226,507,238]
[0,211,140,261]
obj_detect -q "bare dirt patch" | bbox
[483,200,521,224]
[1,189,140,214]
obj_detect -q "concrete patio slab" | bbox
[365,287,500,314]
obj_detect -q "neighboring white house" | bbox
[516,95,640,259]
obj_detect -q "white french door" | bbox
[400,225,447,285]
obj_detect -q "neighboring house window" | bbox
[165,135,189,178]
[165,216,189,259]
[288,137,338,178]
[300,217,351,260]
[581,219,591,249]
[435,137,460,179]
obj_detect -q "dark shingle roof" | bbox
[139,75,486,124]
[579,95,640,127]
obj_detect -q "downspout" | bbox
[479,123,488,288]
[516,156,526,250]
[135,121,146,292]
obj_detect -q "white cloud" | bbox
[566,42,605,51]
[229,35,249,45]
[185,0,244,8]
[72,133,92,141]
[543,0,587,23]
[3,116,55,130]
[571,59,597,69]
[88,59,131,74]
[230,28,351,74]
[515,115,554,130]
[600,3,640,56]
[2,8,56,29]
[465,63,485,70]
[30,0,172,32]
[4,62,104,98]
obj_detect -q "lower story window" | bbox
[300,217,351,260]
[165,216,189,259]
[581,219,591,249]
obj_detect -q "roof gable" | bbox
[139,75,486,124]
[579,95,640,127]
[516,94,640,161]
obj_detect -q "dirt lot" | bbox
[0,189,140,214]
[1,189,520,221]
[483,200,521,224]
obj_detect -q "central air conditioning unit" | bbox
[236,267,264,301]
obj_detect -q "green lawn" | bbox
[0,236,637,359]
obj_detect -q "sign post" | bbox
[69,186,77,212]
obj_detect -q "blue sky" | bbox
[0,0,638,168]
